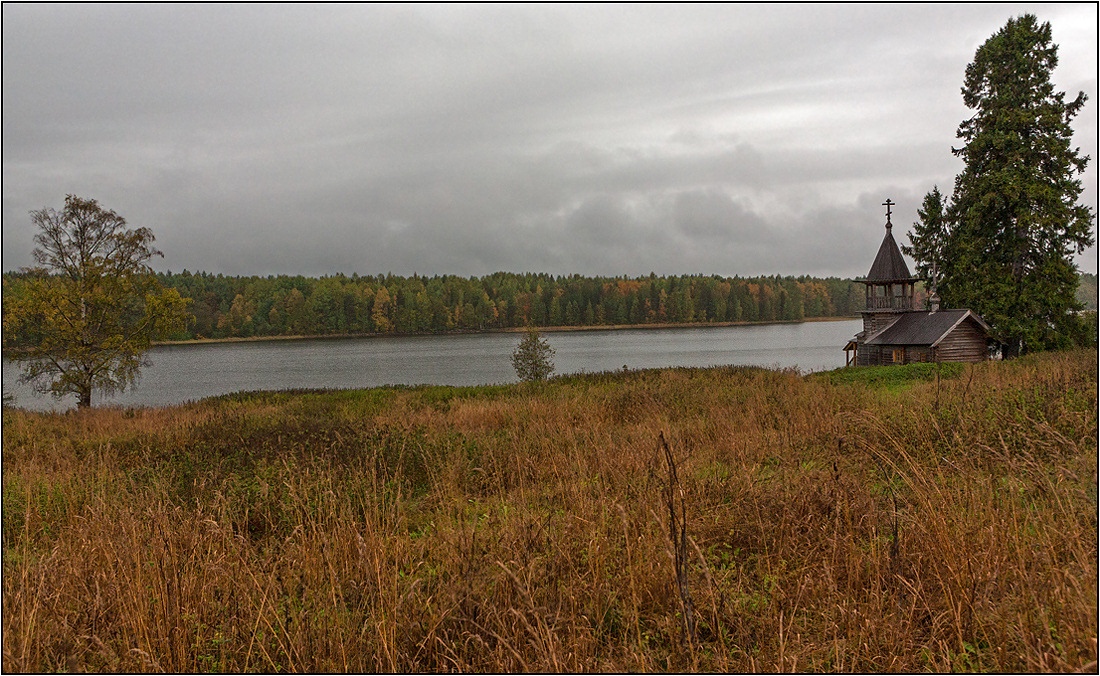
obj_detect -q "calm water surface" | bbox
[3,320,860,411]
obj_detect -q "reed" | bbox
[3,349,1096,672]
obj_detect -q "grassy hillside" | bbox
[3,350,1096,672]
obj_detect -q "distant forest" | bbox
[153,272,868,340]
[3,270,1095,343]
[1077,272,1098,312]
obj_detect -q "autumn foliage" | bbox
[4,270,869,342]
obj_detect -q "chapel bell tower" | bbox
[858,199,919,336]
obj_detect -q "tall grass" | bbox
[3,349,1096,672]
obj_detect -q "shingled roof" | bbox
[864,309,992,346]
[864,224,916,283]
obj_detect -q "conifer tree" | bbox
[937,14,1094,356]
[903,186,950,290]
[511,327,555,383]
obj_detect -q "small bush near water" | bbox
[3,349,1096,672]
[511,327,555,383]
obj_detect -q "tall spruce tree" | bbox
[939,14,1093,357]
[903,186,950,290]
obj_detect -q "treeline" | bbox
[7,270,1094,344]
[148,272,868,340]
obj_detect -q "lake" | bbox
[2,319,861,411]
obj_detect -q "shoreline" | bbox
[152,316,860,347]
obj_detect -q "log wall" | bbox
[933,319,989,362]
[853,319,988,366]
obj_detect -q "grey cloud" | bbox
[3,3,1096,278]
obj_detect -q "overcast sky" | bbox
[3,3,1097,279]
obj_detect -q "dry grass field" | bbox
[2,349,1096,672]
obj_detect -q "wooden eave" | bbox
[863,309,992,347]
